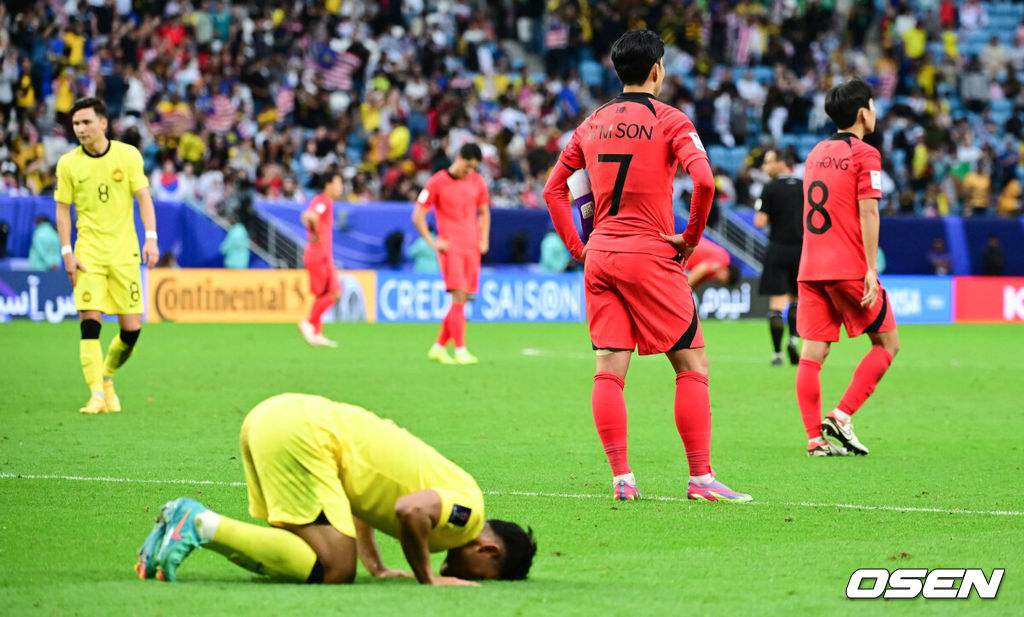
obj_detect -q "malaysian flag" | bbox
[206,94,237,133]
[276,86,294,119]
[321,51,360,91]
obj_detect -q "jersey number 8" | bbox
[806,180,832,235]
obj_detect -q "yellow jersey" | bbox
[55,140,149,266]
[263,394,485,551]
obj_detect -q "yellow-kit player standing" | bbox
[55,97,158,414]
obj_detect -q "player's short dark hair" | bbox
[726,264,741,287]
[459,142,482,162]
[70,97,108,119]
[318,166,342,190]
[489,520,536,580]
[824,78,873,130]
[610,29,664,86]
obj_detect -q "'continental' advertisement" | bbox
[147,269,377,323]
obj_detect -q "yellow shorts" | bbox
[74,262,143,314]
[240,396,356,537]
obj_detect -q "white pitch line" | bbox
[2,472,1020,517]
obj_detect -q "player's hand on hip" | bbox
[478,239,489,255]
[861,270,880,307]
[578,243,589,263]
[142,238,159,269]
[434,237,450,253]
[659,232,696,262]
[64,253,86,287]
[430,575,481,587]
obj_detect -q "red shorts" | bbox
[305,253,341,297]
[797,279,897,342]
[439,247,480,293]
[585,250,704,355]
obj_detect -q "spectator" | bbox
[981,235,1005,275]
[997,178,1022,217]
[407,224,439,273]
[539,228,571,273]
[0,160,29,195]
[28,215,61,271]
[962,162,992,216]
[926,237,952,275]
[219,215,251,270]
[150,159,185,202]
[980,36,1010,77]
[959,0,989,32]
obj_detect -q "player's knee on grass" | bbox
[80,319,101,339]
[285,519,357,584]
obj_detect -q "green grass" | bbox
[1,320,1022,615]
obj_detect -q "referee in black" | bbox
[754,149,804,366]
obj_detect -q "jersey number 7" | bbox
[597,153,633,216]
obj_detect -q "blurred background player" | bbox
[755,149,804,366]
[413,143,490,366]
[298,169,344,348]
[55,97,158,415]
[796,79,900,458]
[542,30,751,503]
[136,393,536,586]
[684,238,740,289]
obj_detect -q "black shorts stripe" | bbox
[864,289,889,333]
[670,305,701,351]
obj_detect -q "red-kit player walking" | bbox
[298,170,344,348]
[413,143,491,365]
[796,78,900,457]
[542,30,751,502]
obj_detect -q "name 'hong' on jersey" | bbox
[798,133,883,281]
[557,92,709,258]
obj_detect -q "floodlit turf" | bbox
[1,319,1022,615]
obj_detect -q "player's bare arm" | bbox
[477,203,490,255]
[754,211,769,229]
[353,517,413,579]
[300,209,320,243]
[135,187,159,268]
[55,200,86,286]
[411,206,448,252]
[394,489,479,587]
[858,197,880,307]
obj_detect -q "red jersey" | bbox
[798,132,882,281]
[304,193,334,258]
[554,92,710,258]
[687,239,730,272]
[416,169,489,252]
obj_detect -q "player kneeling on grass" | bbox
[795,78,900,458]
[136,393,536,585]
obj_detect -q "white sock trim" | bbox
[194,511,222,543]
[690,473,714,486]
[612,472,636,486]
[831,408,852,423]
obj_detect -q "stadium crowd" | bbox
[0,0,1022,218]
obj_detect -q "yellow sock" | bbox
[205,516,317,582]
[79,340,104,394]
[103,335,133,378]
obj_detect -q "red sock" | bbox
[309,295,334,334]
[436,317,450,346]
[838,347,893,416]
[674,372,712,477]
[447,302,466,348]
[796,359,823,440]
[592,372,630,476]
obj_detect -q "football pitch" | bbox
[1,320,1021,615]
